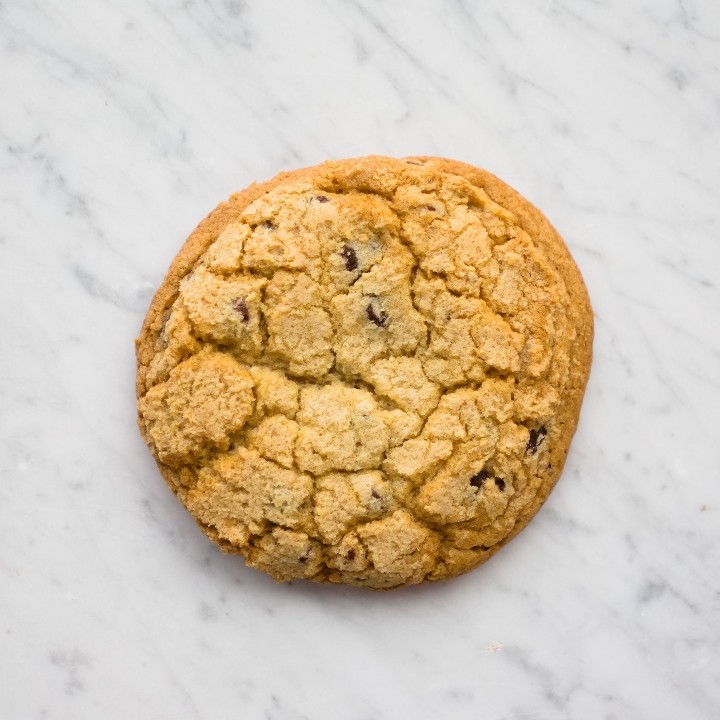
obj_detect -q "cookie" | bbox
[136,156,593,589]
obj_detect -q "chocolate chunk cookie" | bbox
[136,156,593,589]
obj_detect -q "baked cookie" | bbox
[136,156,593,589]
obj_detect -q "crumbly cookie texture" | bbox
[136,156,593,589]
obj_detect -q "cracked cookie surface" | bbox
[136,156,593,589]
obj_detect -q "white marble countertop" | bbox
[2,1,719,718]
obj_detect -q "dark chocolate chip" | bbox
[526,426,548,456]
[315,195,329,203]
[261,220,276,230]
[424,204,436,211]
[494,477,506,492]
[366,301,388,327]
[231,298,250,322]
[371,489,381,499]
[340,245,358,271]
[346,549,356,560]
[469,470,490,489]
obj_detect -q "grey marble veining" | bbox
[1,1,719,718]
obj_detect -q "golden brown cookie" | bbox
[136,156,593,589]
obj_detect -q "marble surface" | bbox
[2,1,719,717]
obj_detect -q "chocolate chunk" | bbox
[371,489,381,499]
[494,477,506,492]
[526,426,547,455]
[424,204,436,211]
[315,195,329,203]
[469,470,490,488]
[366,301,387,327]
[231,298,250,322]
[346,549,356,560]
[340,245,358,271]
